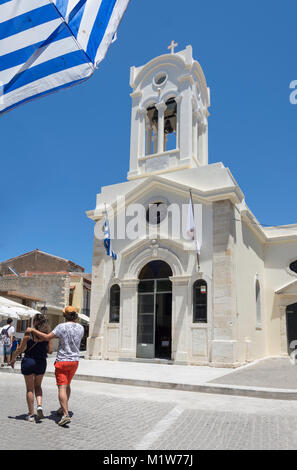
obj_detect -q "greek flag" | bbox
[0,0,130,115]
[104,212,117,260]
[186,194,201,255]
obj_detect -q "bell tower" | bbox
[127,43,210,180]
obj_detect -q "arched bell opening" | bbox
[145,98,177,156]
[146,104,158,155]
[164,98,177,152]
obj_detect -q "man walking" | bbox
[27,306,84,426]
[1,318,14,366]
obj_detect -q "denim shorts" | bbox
[21,357,47,376]
[3,344,12,355]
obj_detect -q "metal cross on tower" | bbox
[168,40,178,54]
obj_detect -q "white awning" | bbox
[0,296,40,319]
[78,313,90,323]
[0,306,19,319]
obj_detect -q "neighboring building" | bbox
[86,44,297,367]
[0,290,43,339]
[69,274,91,318]
[0,250,91,348]
[0,249,84,276]
[68,273,91,350]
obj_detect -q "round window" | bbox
[154,73,167,86]
[146,202,167,225]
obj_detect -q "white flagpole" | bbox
[189,189,200,272]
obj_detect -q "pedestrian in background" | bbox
[0,327,4,368]
[1,318,14,366]
[27,306,84,426]
[11,336,18,355]
[11,314,53,422]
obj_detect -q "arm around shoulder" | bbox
[25,328,56,342]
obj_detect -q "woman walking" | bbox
[11,314,53,422]
[26,306,84,426]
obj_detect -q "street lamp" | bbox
[40,303,48,315]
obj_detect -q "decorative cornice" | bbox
[178,74,194,85]
[120,235,188,259]
[169,275,192,285]
[241,208,297,245]
[131,55,188,89]
[120,278,139,287]
[88,175,245,221]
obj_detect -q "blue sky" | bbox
[1,0,297,272]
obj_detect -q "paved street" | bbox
[1,373,297,450]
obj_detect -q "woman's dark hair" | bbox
[7,318,13,324]
[64,312,78,322]
[33,314,49,333]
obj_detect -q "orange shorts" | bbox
[54,361,78,386]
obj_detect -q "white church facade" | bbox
[86,44,297,367]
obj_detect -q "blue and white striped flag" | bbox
[104,212,117,260]
[0,0,130,115]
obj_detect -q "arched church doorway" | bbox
[286,303,297,354]
[137,260,172,360]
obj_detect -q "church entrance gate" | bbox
[136,261,172,360]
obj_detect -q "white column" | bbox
[156,102,166,154]
[120,279,139,358]
[179,86,193,161]
[201,118,208,165]
[198,120,203,163]
[128,92,142,179]
[193,112,199,161]
[164,134,168,152]
[87,246,106,359]
[152,131,158,154]
[175,95,182,149]
[145,117,152,156]
[170,276,191,363]
[138,107,146,158]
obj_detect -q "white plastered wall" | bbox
[234,218,266,363]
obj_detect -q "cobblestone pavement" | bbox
[210,357,297,389]
[1,372,297,450]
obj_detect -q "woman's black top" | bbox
[25,335,48,361]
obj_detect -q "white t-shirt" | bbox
[0,325,15,345]
[53,322,84,362]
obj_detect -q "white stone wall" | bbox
[233,217,266,363]
[211,200,239,367]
